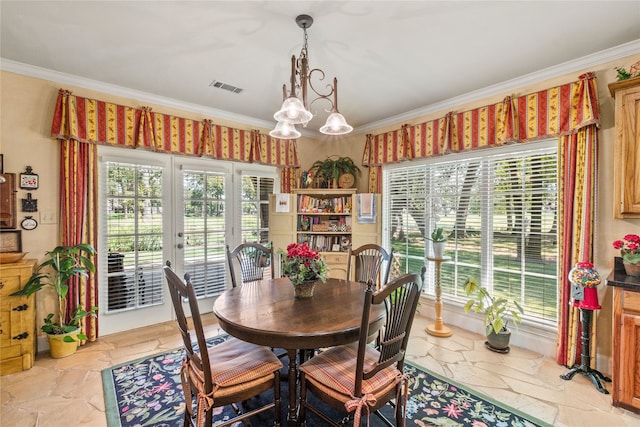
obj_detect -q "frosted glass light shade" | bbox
[319,112,353,135]
[273,96,313,125]
[269,121,301,139]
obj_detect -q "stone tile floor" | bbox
[2,313,639,426]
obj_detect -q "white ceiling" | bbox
[1,1,639,137]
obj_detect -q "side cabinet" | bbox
[609,76,640,218]
[0,259,36,375]
[612,287,640,413]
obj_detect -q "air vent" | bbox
[209,80,244,94]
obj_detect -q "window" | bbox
[384,141,558,326]
[240,174,275,243]
[104,162,165,311]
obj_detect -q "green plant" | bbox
[11,243,98,341]
[309,156,361,187]
[428,227,447,242]
[463,277,523,335]
[615,66,633,81]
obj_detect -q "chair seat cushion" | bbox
[300,343,401,401]
[187,337,282,390]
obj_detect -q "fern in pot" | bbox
[11,243,98,358]
[463,277,523,353]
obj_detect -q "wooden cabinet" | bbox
[0,259,36,375]
[611,283,640,413]
[609,76,640,218]
[269,189,380,280]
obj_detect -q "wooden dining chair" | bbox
[226,241,273,288]
[163,262,282,427]
[346,244,394,288]
[298,267,425,427]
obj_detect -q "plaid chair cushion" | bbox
[187,337,282,389]
[300,343,401,399]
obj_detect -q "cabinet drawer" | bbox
[0,275,22,296]
[323,252,348,265]
[623,291,640,312]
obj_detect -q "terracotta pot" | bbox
[624,261,640,277]
[294,280,316,298]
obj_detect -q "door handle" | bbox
[177,232,184,237]
[177,243,184,249]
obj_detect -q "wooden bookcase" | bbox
[269,189,380,280]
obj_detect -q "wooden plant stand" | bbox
[425,256,452,337]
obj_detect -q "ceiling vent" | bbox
[209,80,244,94]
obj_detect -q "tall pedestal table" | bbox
[425,256,452,337]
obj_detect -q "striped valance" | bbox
[51,89,299,168]
[363,73,599,166]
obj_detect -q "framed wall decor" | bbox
[19,166,38,190]
[0,229,22,253]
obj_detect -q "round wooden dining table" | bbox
[213,277,384,427]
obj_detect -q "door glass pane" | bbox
[183,170,226,297]
[105,163,164,312]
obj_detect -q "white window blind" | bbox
[384,143,558,326]
[240,175,275,244]
[105,162,165,312]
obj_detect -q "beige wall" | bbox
[2,52,640,362]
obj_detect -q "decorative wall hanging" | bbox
[0,229,22,252]
[19,166,38,190]
[20,216,38,231]
[21,193,37,212]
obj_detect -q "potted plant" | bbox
[11,243,98,358]
[279,242,328,298]
[463,277,523,352]
[427,227,447,258]
[309,156,361,188]
[612,233,640,276]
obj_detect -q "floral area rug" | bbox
[102,335,551,427]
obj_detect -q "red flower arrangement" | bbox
[613,234,640,264]
[280,243,328,285]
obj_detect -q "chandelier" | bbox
[269,15,353,139]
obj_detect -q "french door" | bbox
[98,147,277,334]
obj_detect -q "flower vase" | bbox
[624,261,640,277]
[294,280,316,298]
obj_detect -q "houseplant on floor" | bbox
[11,243,98,358]
[463,277,523,353]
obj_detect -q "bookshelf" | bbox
[269,189,380,279]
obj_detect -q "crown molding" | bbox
[354,39,640,134]
[0,58,299,135]
[2,39,639,140]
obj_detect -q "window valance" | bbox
[362,73,599,167]
[50,89,299,168]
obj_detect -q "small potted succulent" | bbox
[11,243,98,358]
[463,277,523,352]
[427,227,447,258]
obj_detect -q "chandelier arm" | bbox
[306,68,336,112]
[288,55,298,98]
